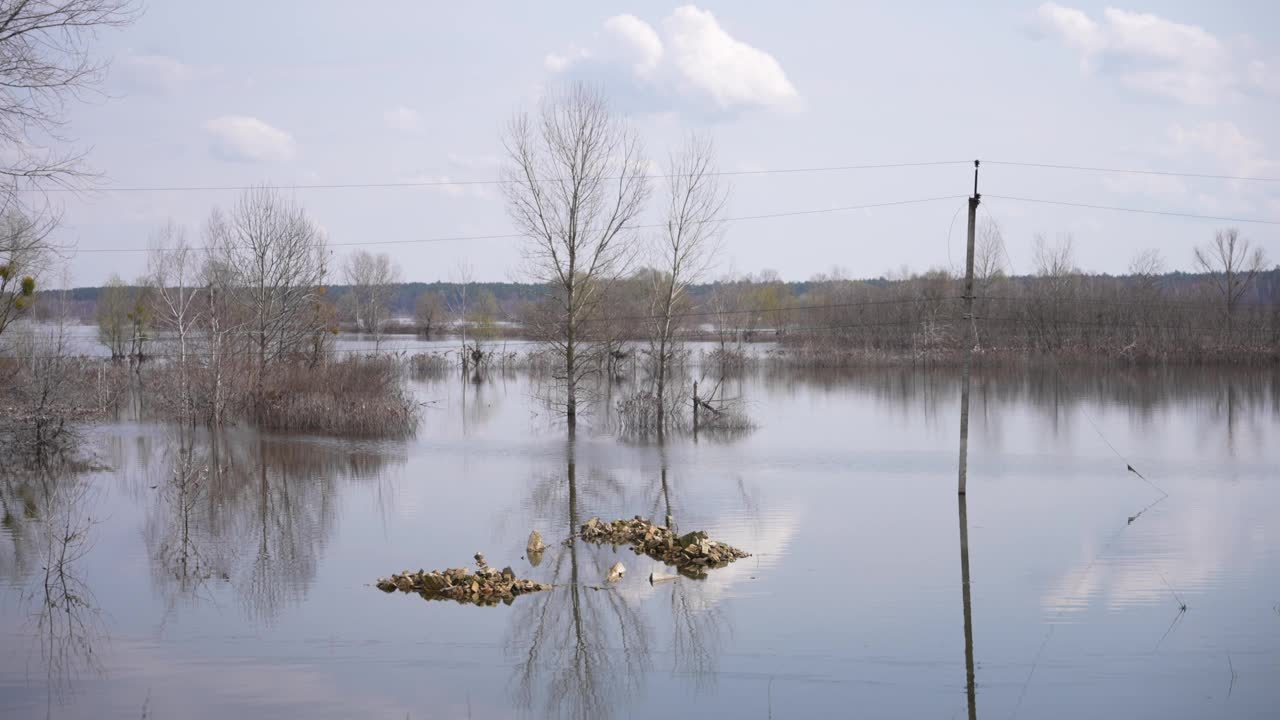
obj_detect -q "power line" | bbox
[74,195,966,254]
[21,160,971,194]
[985,194,1280,226]
[985,160,1280,184]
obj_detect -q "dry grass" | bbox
[254,355,419,437]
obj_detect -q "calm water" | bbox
[1,365,1278,719]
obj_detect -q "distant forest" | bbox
[41,268,1280,323]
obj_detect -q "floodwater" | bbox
[1,364,1278,719]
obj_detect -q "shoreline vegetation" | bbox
[2,84,1276,463]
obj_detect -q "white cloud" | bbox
[383,106,424,134]
[547,5,799,115]
[118,52,195,96]
[203,116,296,163]
[544,47,589,72]
[663,6,797,111]
[604,14,663,75]
[1166,121,1276,179]
[1035,3,1270,105]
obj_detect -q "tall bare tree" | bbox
[342,249,400,348]
[195,246,242,425]
[0,0,136,195]
[648,132,726,426]
[974,218,1008,292]
[206,187,328,396]
[502,84,650,433]
[147,222,202,418]
[1194,228,1268,336]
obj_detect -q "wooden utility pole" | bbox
[957,160,980,495]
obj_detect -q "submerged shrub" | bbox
[253,355,419,437]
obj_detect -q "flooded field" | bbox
[2,364,1278,719]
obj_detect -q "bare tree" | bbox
[0,0,137,196]
[1129,248,1165,284]
[974,218,1008,292]
[2,289,121,463]
[147,222,202,419]
[648,132,726,426]
[502,83,650,433]
[195,248,242,425]
[342,249,400,349]
[206,187,328,397]
[1194,228,1268,337]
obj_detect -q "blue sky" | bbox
[47,1,1280,284]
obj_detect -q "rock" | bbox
[420,572,450,593]
[527,530,546,554]
[374,552,551,606]
[677,530,708,547]
[578,518,750,574]
[649,571,678,584]
[606,562,626,583]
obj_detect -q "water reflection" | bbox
[0,464,105,698]
[509,444,651,719]
[958,494,977,720]
[507,438,751,716]
[2,364,1277,718]
[138,429,407,624]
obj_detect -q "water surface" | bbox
[1,365,1277,719]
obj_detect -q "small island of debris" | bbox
[580,516,750,578]
[375,552,550,606]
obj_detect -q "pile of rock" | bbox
[579,516,750,578]
[375,552,550,606]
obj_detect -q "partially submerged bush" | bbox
[409,351,451,378]
[0,351,127,465]
[254,355,419,436]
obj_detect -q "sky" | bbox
[38,1,1280,285]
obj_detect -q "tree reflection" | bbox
[508,437,747,715]
[650,445,729,692]
[144,431,228,619]
[508,443,652,720]
[0,464,106,698]
[142,429,404,624]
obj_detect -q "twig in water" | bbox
[1127,494,1166,525]
[767,675,774,720]
[1160,574,1188,611]
[1154,608,1186,652]
[1227,652,1237,700]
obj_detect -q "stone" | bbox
[606,562,626,583]
[579,518,749,574]
[374,552,551,606]
[527,530,546,555]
